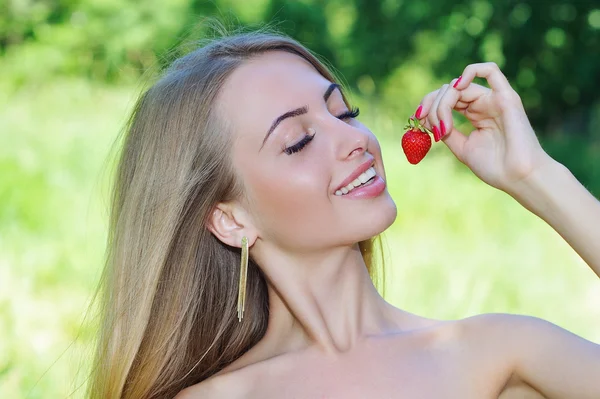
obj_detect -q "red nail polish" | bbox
[433,125,440,142]
[440,120,446,137]
[415,105,423,119]
[453,76,462,88]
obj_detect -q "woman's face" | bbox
[217,51,397,253]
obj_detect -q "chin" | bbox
[378,196,398,232]
[358,194,397,240]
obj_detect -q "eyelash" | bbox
[283,107,360,155]
[337,107,360,120]
[284,133,315,155]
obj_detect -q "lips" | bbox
[334,158,375,194]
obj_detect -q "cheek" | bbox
[244,158,333,237]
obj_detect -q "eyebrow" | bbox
[260,83,340,150]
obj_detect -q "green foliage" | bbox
[1,0,190,83]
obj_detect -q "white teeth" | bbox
[334,167,377,196]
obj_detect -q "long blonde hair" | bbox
[88,30,385,398]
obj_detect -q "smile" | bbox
[334,167,377,196]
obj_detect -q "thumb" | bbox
[440,127,467,164]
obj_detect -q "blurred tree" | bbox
[3,0,597,123]
[262,0,337,71]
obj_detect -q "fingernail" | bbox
[415,105,423,119]
[440,120,446,137]
[433,125,440,142]
[452,75,462,88]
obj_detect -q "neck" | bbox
[252,242,398,356]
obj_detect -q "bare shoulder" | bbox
[457,312,593,348]
[434,313,554,397]
[458,312,600,398]
[174,371,251,399]
[454,312,560,356]
[421,315,542,387]
[458,312,541,335]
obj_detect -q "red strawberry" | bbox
[401,117,433,165]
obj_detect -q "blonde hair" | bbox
[88,30,385,398]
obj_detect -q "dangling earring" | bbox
[237,236,249,322]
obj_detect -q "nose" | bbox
[333,120,370,161]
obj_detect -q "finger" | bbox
[450,83,492,121]
[453,62,512,93]
[427,84,451,141]
[455,82,491,104]
[440,126,468,164]
[434,83,464,140]
[455,100,469,111]
[414,89,441,121]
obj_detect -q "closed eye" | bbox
[337,107,360,120]
[284,129,316,155]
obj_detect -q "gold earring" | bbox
[237,236,249,322]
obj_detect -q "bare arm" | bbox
[509,157,600,278]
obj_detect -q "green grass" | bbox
[1,79,599,398]
[0,79,133,398]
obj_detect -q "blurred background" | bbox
[1,0,599,397]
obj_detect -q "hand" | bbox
[417,62,552,194]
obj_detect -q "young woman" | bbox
[88,32,600,398]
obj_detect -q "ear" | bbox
[206,202,257,248]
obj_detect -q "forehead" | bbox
[216,51,332,132]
